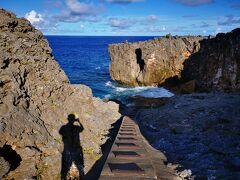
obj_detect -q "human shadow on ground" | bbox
[59,114,84,179]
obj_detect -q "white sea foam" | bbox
[136,87,174,98]
[104,94,111,99]
[95,66,101,70]
[105,81,115,88]
[115,86,156,92]
[105,81,174,98]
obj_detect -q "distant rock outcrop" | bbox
[0,9,120,179]
[109,36,203,86]
[183,29,240,91]
[109,29,240,92]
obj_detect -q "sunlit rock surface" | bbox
[0,9,120,179]
[109,35,203,86]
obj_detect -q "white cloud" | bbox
[215,27,222,34]
[54,10,85,22]
[146,26,167,33]
[146,15,159,22]
[106,0,144,4]
[174,0,214,6]
[200,21,209,28]
[108,15,160,30]
[65,0,97,15]
[80,24,85,29]
[25,10,59,33]
[55,0,103,23]
[140,15,159,25]
[109,17,135,29]
[218,15,240,26]
[25,10,44,26]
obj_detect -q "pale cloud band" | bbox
[106,0,144,4]
[174,0,214,6]
[23,0,239,35]
[65,0,98,15]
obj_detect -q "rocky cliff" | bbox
[109,29,240,91]
[109,36,203,86]
[0,9,120,179]
[183,28,240,91]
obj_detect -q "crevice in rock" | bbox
[26,110,52,138]
[12,69,30,108]
[0,120,6,133]
[0,80,4,88]
[1,58,10,69]
[13,94,23,106]
[0,145,22,172]
[135,48,145,72]
[19,69,28,91]
[8,20,18,29]
[26,146,42,153]
[182,38,191,47]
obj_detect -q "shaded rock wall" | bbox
[109,36,203,86]
[0,9,120,179]
[183,28,240,91]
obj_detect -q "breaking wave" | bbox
[104,81,174,99]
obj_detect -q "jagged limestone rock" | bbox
[183,28,240,91]
[0,9,120,179]
[109,29,240,91]
[109,36,203,86]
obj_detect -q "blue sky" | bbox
[0,0,239,36]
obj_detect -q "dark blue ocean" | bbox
[46,36,173,100]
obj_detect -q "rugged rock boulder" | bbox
[0,9,120,179]
[109,36,203,86]
[183,29,240,91]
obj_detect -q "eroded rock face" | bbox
[0,9,120,179]
[183,29,240,91]
[109,36,203,86]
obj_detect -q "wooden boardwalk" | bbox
[100,116,178,180]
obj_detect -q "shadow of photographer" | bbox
[59,113,84,179]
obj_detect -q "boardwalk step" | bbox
[118,137,137,141]
[116,142,138,146]
[123,124,135,126]
[108,163,145,175]
[120,129,135,132]
[119,133,136,136]
[112,151,142,158]
[100,116,157,179]
[121,127,135,129]
[115,143,141,149]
